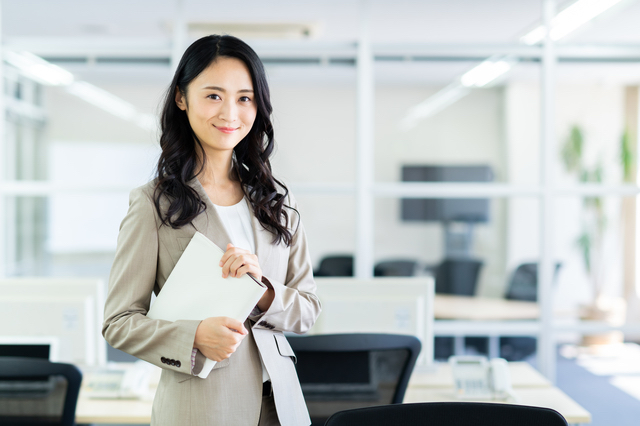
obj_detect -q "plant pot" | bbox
[579,297,626,347]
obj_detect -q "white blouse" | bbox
[213,199,255,255]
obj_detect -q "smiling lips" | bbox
[215,126,239,134]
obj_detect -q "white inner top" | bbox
[214,199,255,255]
[213,199,270,383]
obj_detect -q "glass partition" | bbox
[374,61,541,185]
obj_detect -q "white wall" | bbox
[44,84,163,254]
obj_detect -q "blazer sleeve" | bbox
[255,192,321,334]
[102,186,200,375]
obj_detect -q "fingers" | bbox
[220,317,248,335]
[227,255,258,278]
[235,264,262,282]
[194,317,249,361]
[219,246,262,279]
[219,243,243,267]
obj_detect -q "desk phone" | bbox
[450,356,515,401]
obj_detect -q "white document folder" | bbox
[147,231,267,378]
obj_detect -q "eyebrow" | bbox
[201,85,254,93]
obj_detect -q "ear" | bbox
[175,86,187,111]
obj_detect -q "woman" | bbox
[103,35,321,426]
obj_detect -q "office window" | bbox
[374,196,541,299]
[554,64,637,187]
[270,83,356,185]
[553,196,631,329]
[295,194,356,272]
[374,61,541,185]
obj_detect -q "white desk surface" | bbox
[403,386,591,425]
[434,294,539,320]
[410,362,552,388]
[76,362,587,425]
[76,385,590,426]
[76,396,153,425]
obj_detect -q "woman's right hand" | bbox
[194,317,248,361]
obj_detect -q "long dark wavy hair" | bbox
[154,34,295,246]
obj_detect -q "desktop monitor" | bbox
[0,295,96,367]
[0,278,106,366]
[0,336,60,361]
[401,165,493,223]
[310,277,434,366]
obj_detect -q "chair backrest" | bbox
[315,256,354,277]
[505,262,562,302]
[288,333,421,426]
[0,357,82,426]
[435,258,483,295]
[373,260,419,277]
[324,402,569,426]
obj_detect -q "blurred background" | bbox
[2,0,640,424]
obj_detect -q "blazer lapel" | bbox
[188,178,232,251]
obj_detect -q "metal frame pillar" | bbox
[539,0,558,381]
[355,0,375,279]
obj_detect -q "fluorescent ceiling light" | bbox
[403,0,631,129]
[135,113,159,132]
[521,0,625,45]
[4,51,74,86]
[460,60,512,88]
[66,82,158,131]
[4,51,158,132]
[520,26,547,45]
[66,81,138,121]
[401,84,470,130]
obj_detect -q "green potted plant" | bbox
[561,125,628,344]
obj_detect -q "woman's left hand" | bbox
[219,244,263,283]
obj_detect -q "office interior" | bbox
[2,0,640,424]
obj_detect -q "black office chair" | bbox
[433,258,483,360]
[324,402,568,426]
[314,255,354,277]
[0,357,82,426]
[288,333,421,426]
[504,262,562,302]
[434,258,483,296]
[374,260,419,277]
[500,262,562,361]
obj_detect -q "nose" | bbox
[218,98,238,123]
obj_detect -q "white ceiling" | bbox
[4,0,640,86]
[6,0,640,43]
[3,0,543,43]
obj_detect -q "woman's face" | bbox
[176,56,257,157]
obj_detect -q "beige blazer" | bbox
[103,179,321,426]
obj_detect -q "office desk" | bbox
[409,362,551,389]
[77,389,589,425]
[76,362,588,425]
[76,367,157,425]
[406,362,590,425]
[434,294,539,358]
[403,386,590,425]
[76,397,153,425]
[434,294,539,320]
[76,398,153,425]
